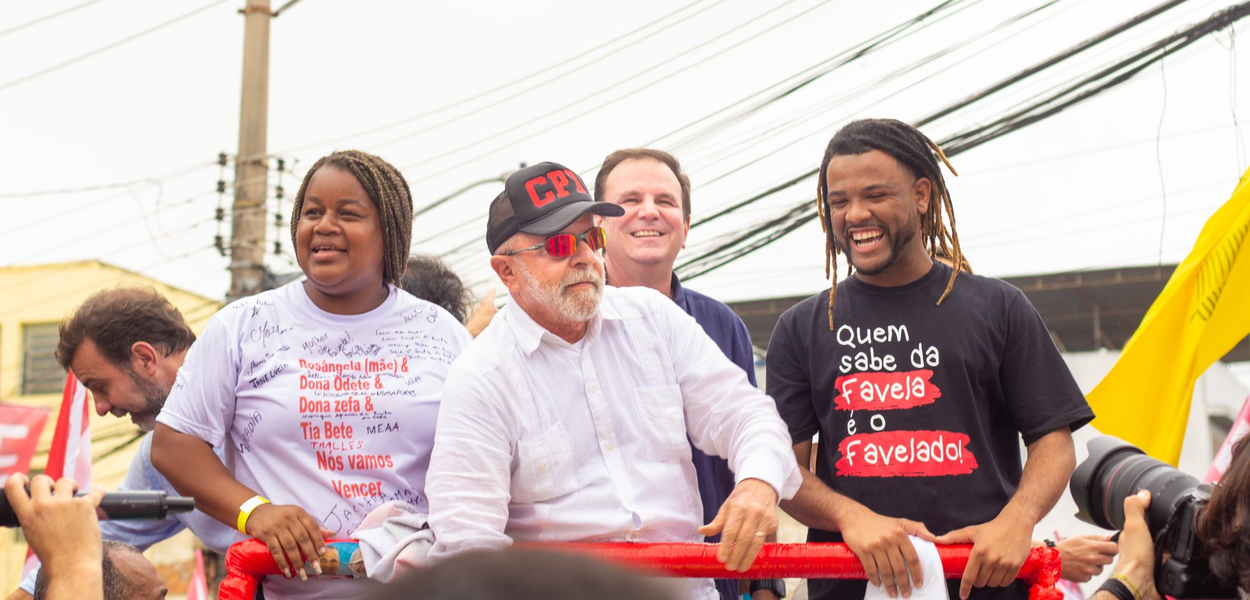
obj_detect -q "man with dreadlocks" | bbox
[154,150,472,599]
[766,119,1092,600]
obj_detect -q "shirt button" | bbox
[539,464,547,471]
[606,444,614,452]
[626,532,638,541]
[589,385,598,394]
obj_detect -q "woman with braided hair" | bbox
[767,119,1092,600]
[153,150,472,599]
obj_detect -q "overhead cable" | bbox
[676,1,1250,282]
[273,0,723,156]
[0,0,111,38]
[0,0,232,92]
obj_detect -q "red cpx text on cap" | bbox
[486,161,623,254]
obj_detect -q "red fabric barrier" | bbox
[217,539,1062,600]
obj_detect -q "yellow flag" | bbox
[1087,167,1250,465]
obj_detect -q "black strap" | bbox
[1098,577,1136,600]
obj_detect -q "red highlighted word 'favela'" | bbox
[834,369,940,411]
[836,430,977,477]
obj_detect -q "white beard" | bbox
[516,260,604,324]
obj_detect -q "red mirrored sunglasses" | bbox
[499,227,607,258]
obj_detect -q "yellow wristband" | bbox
[237,495,269,534]
[1110,574,1142,600]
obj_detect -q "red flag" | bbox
[186,548,209,600]
[26,370,93,576]
[44,369,92,485]
[0,404,49,481]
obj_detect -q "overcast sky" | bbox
[3,0,1249,307]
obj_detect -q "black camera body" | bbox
[1070,436,1236,599]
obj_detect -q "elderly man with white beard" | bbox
[424,162,802,599]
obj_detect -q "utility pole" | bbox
[228,0,271,301]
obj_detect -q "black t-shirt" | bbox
[766,263,1093,600]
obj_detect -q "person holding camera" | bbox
[1080,435,1250,600]
[1092,490,1158,600]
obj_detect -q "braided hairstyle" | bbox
[816,118,966,330]
[289,150,413,286]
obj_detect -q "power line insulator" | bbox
[275,185,284,199]
[273,241,281,255]
[217,180,226,194]
[214,235,226,256]
[274,213,283,226]
[276,158,285,172]
[218,152,228,167]
[215,207,225,221]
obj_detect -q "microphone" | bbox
[0,490,195,528]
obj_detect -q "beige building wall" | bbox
[0,261,222,596]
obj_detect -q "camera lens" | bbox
[1071,436,1202,532]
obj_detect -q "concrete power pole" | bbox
[228,0,272,301]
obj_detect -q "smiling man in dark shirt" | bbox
[767,119,1092,600]
[595,148,785,600]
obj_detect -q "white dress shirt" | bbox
[426,285,802,598]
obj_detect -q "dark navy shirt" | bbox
[671,274,759,600]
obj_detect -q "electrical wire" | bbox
[676,0,1078,186]
[0,0,111,38]
[0,0,232,92]
[645,0,980,154]
[271,0,724,157]
[915,0,1194,128]
[676,3,1250,283]
[419,0,1010,241]
[396,0,832,178]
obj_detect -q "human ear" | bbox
[913,177,933,216]
[129,342,160,377]
[490,255,524,296]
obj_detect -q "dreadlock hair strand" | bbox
[289,150,414,287]
[816,118,965,330]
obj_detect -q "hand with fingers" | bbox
[1109,490,1159,600]
[4,473,106,600]
[1056,534,1118,583]
[935,508,1032,600]
[244,503,333,581]
[839,503,934,599]
[699,478,779,573]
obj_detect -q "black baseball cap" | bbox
[486,162,624,254]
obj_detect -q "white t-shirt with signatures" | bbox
[158,281,471,599]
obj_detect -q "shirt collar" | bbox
[504,291,618,356]
[669,272,689,311]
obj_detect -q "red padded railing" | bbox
[218,539,1062,600]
